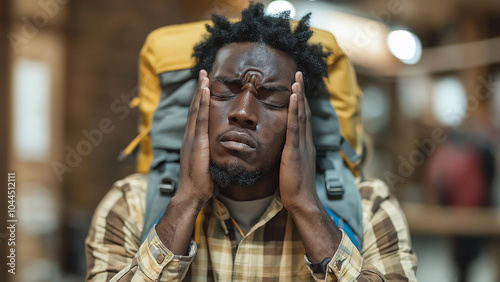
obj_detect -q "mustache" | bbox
[216,127,261,150]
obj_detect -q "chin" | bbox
[212,148,259,170]
[209,157,267,189]
[213,155,256,171]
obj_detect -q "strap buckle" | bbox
[325,168,344,200]
[158,177,176,194]
[319,152,345,200]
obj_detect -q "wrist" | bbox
[171,193,207,213]
[289,201,342,262]
[156,193,205,255]
[284,194,322,218]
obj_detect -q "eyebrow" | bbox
[214,76,241,85]
[214,75,291,93]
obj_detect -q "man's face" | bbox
[208,42,297,188]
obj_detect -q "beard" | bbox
[208,158,272,189]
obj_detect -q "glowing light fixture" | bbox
[13,59,51,161]
[387,30,422,64]
[432,77,467,127]
[265,0,296,18]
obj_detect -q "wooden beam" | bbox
[399,37,500,76]
[402,203,500,236]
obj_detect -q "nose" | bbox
[228,91,258,130]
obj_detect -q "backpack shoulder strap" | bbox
[317,149,364,249]
[140,150,180,243]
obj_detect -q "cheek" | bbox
[259,112,288,148]
[208,103,224,140]
[209,100,228,114]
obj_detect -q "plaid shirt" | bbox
[85,173,417,281]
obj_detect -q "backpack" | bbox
[122,20,365,249]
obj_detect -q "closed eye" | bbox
[258,87,290,109]
[261,100,289,109]
[211,92,236,100]
[210,78,240,99]
[260,85,290,93]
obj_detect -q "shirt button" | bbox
[336,260,343,271]
[157,254,165,264]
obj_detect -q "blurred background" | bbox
[1,0,500,281]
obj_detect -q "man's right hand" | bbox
[177,69,213,205]
[155,70,212,255]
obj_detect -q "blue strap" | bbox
[153,211,164,227]
[141,210,165,242]
[323,204,360,250]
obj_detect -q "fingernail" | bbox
[292,94,297,101]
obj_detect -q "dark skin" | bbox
[155,42,342,264]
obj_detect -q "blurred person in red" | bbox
[426,130,496,282]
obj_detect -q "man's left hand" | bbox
[279,72,341,264]
[279,71,320,212]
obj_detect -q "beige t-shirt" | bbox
[217,193,275,244]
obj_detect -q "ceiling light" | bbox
[265,1,296,18]
[387,30,422,64]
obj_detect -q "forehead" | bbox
[210,42,296,80]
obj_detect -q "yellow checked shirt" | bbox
[85,173,417,281]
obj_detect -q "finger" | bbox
[185,70,206,135]
[286,93,299,147]
[294,71,306,148]
[184,70,208,143]
[194,87,210,147]
[188,70,208,122]
[298,72,313,146]
[303,93,313,147]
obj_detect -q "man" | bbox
[86,4,417,281]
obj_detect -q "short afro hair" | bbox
[192,3,330,97]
